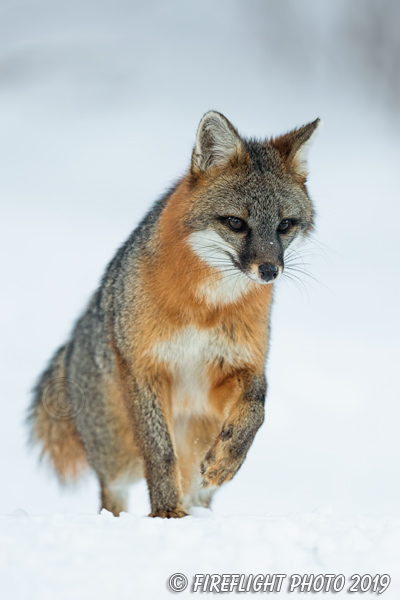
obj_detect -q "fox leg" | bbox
[100,481,128,516]
[130,379,187,518]
[201,372,266,488]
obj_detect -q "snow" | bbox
[1,510,399,599]
[1,0,400,598]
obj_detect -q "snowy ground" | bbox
[1,1,400,598]
[1,509,399,599]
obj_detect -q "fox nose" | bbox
[258,263,279,282]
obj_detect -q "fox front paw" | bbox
[149,506,188,519]
[200,430,243,488]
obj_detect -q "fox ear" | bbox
[192,111,245,173]
[271,118,320,182]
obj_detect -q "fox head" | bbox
[179,111,319,293]
[159,111,320,307]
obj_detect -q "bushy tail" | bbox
[27,345,88,483]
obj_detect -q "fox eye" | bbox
[226,217,247,232]
[278,219,292,233]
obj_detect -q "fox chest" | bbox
[151,326,253,418]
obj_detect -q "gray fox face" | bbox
[186,111,319,285]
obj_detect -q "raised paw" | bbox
[200,432,242,488]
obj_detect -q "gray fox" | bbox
[28,111,319,517]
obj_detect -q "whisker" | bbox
[284,265,331,292]
[286,269,318,295]
[284,254,316,266]
[196,267,242,286]
[286,239,333,264]
[280,271,311,302]
[190,241,235,256]
[201,269,246,294]
[285,248,321,264]
[307,234,338,254]
[180,261,233,276]
[280,272,307,299]
[301,236,338,261]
